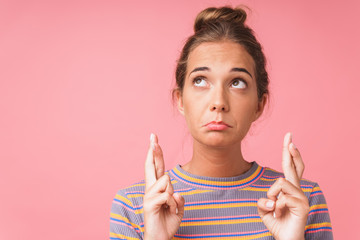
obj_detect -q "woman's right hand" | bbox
[143,133,185,240]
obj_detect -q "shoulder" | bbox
[261,166,320,196]
[113,178,146,212]
[113,170,175,203]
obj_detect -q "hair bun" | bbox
[194,6,247,33]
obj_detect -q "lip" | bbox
[204,121,231,131]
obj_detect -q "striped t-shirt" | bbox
[110,161,333,239]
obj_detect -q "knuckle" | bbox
[279,194,287,202]
[304,202,310,213]
[276,177,286,185]
[163,191,171,199]
[163,174,171,182]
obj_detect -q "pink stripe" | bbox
[310,192,323,197]
[175,187,195,191]
[133,203,143,208]
[175,228,268,237]
[110,220,142,233]
[113,200,136,213]
[306,229,332,234]
[183,214,259,221]
[126,190,144,194]
[185,198,258,205]
[262,175,283,179]
[127,187,194,195]
[252,184,272,187]
[252,183,313,188]
[309,210,329,215]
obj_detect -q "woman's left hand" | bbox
[257,132,309,240]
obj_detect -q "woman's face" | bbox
[176,40,267,148]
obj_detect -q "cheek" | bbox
[182,92,206,126]
[232,98,258,121]
[183,98,200,120]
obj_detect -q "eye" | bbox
[231,79,247,89]
[193,77,207,87]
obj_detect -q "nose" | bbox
[209,87,229,112]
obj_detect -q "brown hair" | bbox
[173,6,269,102]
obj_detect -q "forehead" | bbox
[187,41,255,75]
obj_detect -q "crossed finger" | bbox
[282,132,304,188]
[145,133,166,192]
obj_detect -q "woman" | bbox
[110,6,333,240]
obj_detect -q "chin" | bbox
[196,132,240,148]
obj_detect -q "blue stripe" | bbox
[309,208,328,214]
[311,190,323,195]
[126,191,144,195]
[171,167,264,188]
[305,226,332,232]
[174,229,269,238]
[113,199,142,210]
[110,218,141,231]
[250,185,271,189]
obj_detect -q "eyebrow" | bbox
[189,67,253,78]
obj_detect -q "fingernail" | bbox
[291,143,297,149]
[151,142,156,151]
[266,200,274,209]
[150,133,154,142]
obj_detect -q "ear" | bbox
[174,89,185,116]
[254,93,268,121]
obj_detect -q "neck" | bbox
[181,139,252,177]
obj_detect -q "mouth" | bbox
[204,121,232,131]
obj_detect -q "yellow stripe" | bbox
[310,204,328,210]
[135,209,143,215]
[114,194,133,206]
[125,183,145,188]
[241,187,270,192]
[128,194,144,198]
[181,218,262,227]
[110,232,140,240]
[312,186,322,192]
[173,166,262,187]
[185,202,257,211]
[110,213,143,231]
[305,222,332,230]
[260,177,276,182]
[179,189,214,196]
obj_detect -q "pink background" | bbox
[1,0,359,239]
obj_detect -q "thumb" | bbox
[257,198,276,228]
[174,192,185,220]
